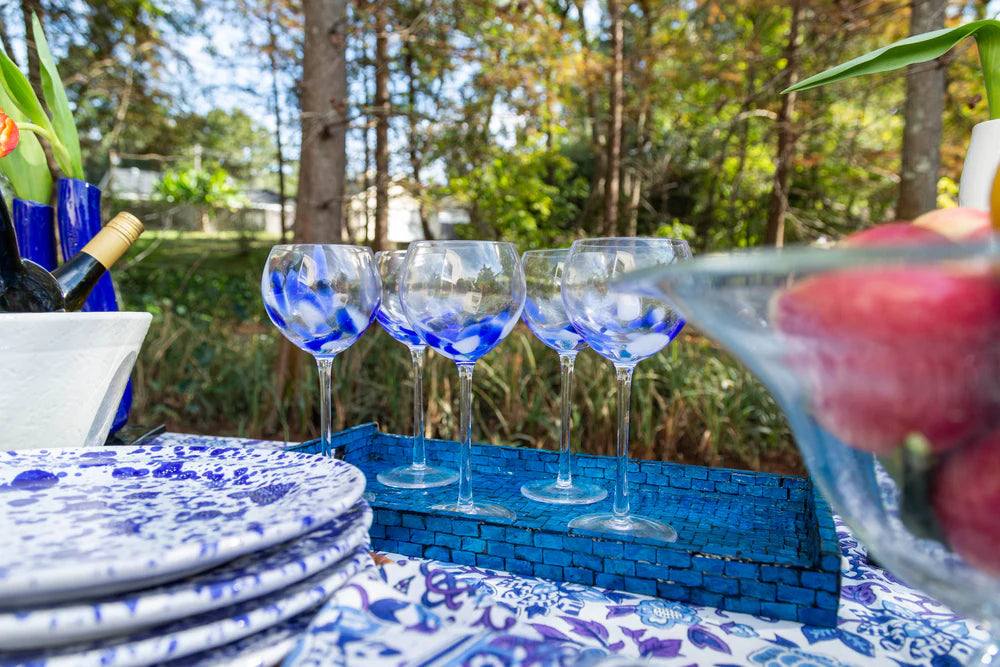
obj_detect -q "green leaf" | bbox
[0,38,54,136]
[31,14,82,179]
[0,70,52,203]
[785,20,1000,119]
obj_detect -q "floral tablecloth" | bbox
[154,433,988,666]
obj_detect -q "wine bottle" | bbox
[0,190,143,313]
[52,212,143,311]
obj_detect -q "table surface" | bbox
[153,432,989,666]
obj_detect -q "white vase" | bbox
[958,118,1000,210]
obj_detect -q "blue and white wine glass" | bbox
[261,244,381,458]
[400,240,526,519]
[562,237,691,541]
[374,250,459,489]
[520,249,607,505]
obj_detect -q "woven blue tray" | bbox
[286,423,840,626]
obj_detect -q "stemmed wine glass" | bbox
[374,250,459,488]
[261,244,381,458]
[562,237,691,541]
[399,240,525,519]
[520,249,607,505]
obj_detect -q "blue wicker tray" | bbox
[286,423,840,627]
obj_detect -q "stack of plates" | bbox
[0,444,373,666]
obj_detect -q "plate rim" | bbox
[11,546,374,666]
[0,501,373,650]
[0,445,366,604]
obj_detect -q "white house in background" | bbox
[104,166,161,201]
[103,166,293,234]
[345,176,470,244]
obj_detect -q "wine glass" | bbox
[261,244,381,458]
[399,240,525,519]
[374,250,459,488]
[624,240,1000,665]
[519,249,607,505]
[561,237,691,541]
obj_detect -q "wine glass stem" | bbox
[316,356,335,458]
[556,351,578,488]
[457,362,476,511]
[613,364,635,522]
[409,345,427,470]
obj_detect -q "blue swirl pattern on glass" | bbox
[563,244,688,365]
[262,245,381,356]
[522,298,585,353]
[416,311,515,363]
[375,310,424,347]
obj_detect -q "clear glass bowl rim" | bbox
[269,243,375,256]
[618,239,998,287]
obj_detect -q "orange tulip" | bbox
[0,109,18,157]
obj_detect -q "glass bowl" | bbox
[623,239,1000,664]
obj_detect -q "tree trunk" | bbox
[405,47,434,241]
[602,0,624,237]
[0,5,16,68]
[266,3,289,243]
[765,0,803,248]
[897,0,946,219]
[372,1,390,251]
[294,0,348,243]
[269,0,348,438]
[625,105,648,238]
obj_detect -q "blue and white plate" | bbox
[1,547,374,667]
[0,501,373,650]
[0,445,365,606]
[164,611,312,667]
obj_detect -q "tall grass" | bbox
[119,236,802,475]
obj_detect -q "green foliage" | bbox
[31,14,83,178]
[787,20,1000,119]
[0,84,51,203]
[156,167,244,209]
[447,145,589,247]
[0,15,82,180]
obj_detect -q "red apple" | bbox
[772,265,1000,455]
[912,207,993,241]
[844,222,952,247]
[932,427,1000,575]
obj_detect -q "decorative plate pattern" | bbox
[163,611,311,667]
[0,501,373,649]
[0,445,365,606]
[2,547,374,667]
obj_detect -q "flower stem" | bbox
[15,122,74,175]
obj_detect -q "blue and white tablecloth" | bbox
[154,433,989,666]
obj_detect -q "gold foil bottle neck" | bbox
[81,212,145,269]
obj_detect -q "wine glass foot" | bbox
[377,464,459,489]
[521,479,607,505]
[568,513,677,543]
[433,501,516,521]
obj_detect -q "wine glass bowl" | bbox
[374,250,458,489]
[400,242,523,364]
[519,249,607,505]
[626,240,1000,664]
[400,240,525,519]
[562,238,692,542]
[261,244,381,458]
[262,245,380,357]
